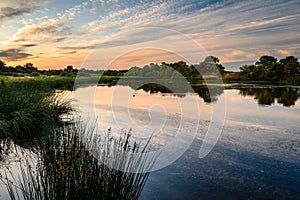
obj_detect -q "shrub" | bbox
[30,72,40,77]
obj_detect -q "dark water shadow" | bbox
[141,138,300,200]
[237,86,300,107]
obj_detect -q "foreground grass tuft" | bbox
[0,82,72,139]
[3,123,154,200]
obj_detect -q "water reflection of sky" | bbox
[73,85,300,153]
[74,85,300,132]
[2,85,299,199]
[75,85,205,148]
[225,90,300,131]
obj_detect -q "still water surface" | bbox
[73,84,300,199]
[0,84,299,199]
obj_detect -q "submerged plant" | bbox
[3,122,154,200]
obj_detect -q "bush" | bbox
[30,72,40,77]
[60,71,67,76]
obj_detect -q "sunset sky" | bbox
[0,0,299,70]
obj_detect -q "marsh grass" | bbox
[0,76,75,90]
[0,82,72,139]
[0,139,12,161]
[3,122,154,200]
[1,77,154,199]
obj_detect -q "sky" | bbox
[0,0,299,70]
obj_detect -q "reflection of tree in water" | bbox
[138,83,172,94]
[116,61,224,103]
[239,87,300,106]
[192,85,224,103]
[130,83,224,103]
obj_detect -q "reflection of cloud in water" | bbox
[95,105,199,149]
[73,85,300,157]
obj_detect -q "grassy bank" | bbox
[0,74,154,199]
[0,75,75,90]
[0,80,72,139]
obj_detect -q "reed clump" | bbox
[0,81,72,139]
[3,123,153,200]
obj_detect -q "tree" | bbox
[66,65,74,73]
[256,55,277,67]
[197,56,225,74]
[255,56,278,80]
[16,65,26,73]
[239,65,255,80]
[270,62,284,81]
[279,56,300,79]
[0,60,7,72]
[24,63,37,73]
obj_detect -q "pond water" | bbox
[1,84,299,199]
[72,84,300,199]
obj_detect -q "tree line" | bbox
[125,56,225,84]
[0,61,129,77]
[0,60,79,77]
[239,55,300,83]
[1,55,299,85]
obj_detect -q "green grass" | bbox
[0,75,153,199]
[0,74,131,140]
[0,75,76,90]
[0,81,72,139]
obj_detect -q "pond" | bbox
[1,84,299,199]
[73,84,300,199]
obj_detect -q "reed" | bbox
[0,82,72,139]
[3,122,154,200]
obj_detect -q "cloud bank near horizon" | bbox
[0,0,299,69]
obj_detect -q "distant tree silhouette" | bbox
[24,63,37,73]
[0,60,7,72]
[280,56,300,79]
[239,55,300,83]
[66,65,74,72]
[196,56,225,75]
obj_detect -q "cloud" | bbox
[0,6,32,19]
[52,37,68,43]
[59,50,77,55]
[53,42,101,56]
[0,0,51,20]
[0,48,32,61]
[63,0,299,69]
[98,27,175,48]
[6,0,90,46]
[227,14,300,33]
[10,18,70,43]
[82,1,172,35]
[0,0,42,20]
[21,44,37,47]
[57,45,97,51]
[1,0,300,68]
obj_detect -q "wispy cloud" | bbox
[10,18,70,43]
[5,0,90,45]
[0,1,37,19]
[1,0,299,69]
[0,48,32,61]
[227,14,300,33]
[55,43,99,53]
